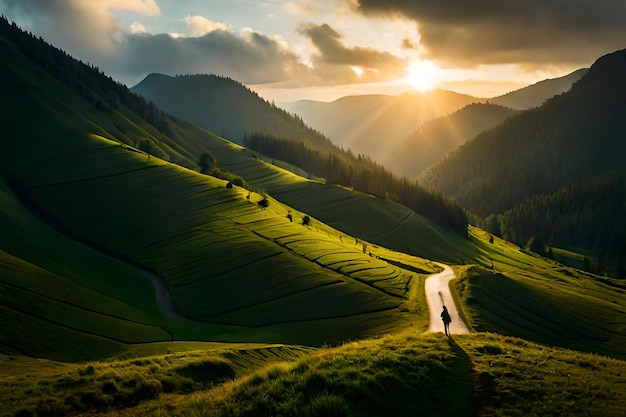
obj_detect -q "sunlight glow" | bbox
[404,60,441,92]
[350,65,365,77]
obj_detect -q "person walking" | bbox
[441,305,452,336]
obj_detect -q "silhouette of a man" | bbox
[441,306,452,336]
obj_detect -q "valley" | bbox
[1,15,625,417]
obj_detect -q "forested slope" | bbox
[485,170,626,277]
[131,73,337,152]
[420,49,626,277]
[421,49,626,217]
[490,68,588,109]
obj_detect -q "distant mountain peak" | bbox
[489,68,588,109]
[589,48,626,71]
[573,48,626,90]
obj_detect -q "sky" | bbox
[1,0,624,102]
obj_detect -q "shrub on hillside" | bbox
[258,197,270,208]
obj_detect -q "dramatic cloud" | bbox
[0,0,160,59]
[0,0,411,88]
[299,23,407,82]
[353,0,626,67]
[109,30,310,85]
[184,15,229,36]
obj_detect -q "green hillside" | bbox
[0,174,170,361]
[129,332,626,417]
[0,17,449,360]
[3,17,626,417]
[5,332,625,417]
[457,228,626,358]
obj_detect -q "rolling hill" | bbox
[282,91,480,162]
[130,70,470,238]
[385,103,517,178]
[1,17,447,360]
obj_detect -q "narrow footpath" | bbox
[424,265,470,335]
[136,267,246,328]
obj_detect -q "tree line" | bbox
[482,169,626,277]
[244,132,468,235]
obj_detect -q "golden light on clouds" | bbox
[184,15,229,36]
[0,0,604,101]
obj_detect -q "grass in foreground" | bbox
[111,333,626,417]
[7,332,622,417]
[462,333,626,417]
[0,343,310,417]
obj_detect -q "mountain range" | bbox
[279,69,586,165]
[281,91,478,162]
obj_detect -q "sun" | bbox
[404,60,441,92]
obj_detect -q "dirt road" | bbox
[425,266,469,335]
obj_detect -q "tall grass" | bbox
[86,332,626,417]
[0,344,309,417]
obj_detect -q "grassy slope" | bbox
[188,131,480,264]
[0,343,312,417]
[1,33,441,359]
[0,169,173,361]
[6,332,624,417]
[454,227,626,358]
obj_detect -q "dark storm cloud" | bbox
[299,23,406,81]
[354,0,626,66]
[115,30,308,85]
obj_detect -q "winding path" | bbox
[136,266,246,328]
[425,265,469,335]
[141,257,471,334]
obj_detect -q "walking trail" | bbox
[425,265,470,335]
[136,266,245,328]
